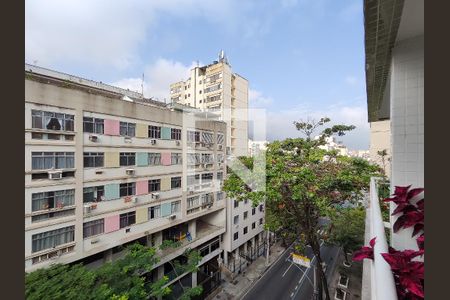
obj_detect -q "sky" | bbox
[25,0,370,150]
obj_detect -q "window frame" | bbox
[148,125,161,139]
[119,122,136,137]
[83,152,104,168]
[119,152,136,166]
[119,211,136,228]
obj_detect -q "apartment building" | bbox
[361,0,424,299]
[248,139,268,157]
[25,64,228,298]
[169,53,266,274]
[169,51,249,157]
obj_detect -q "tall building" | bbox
[25,64,228,298]
[248,139,268,157]
[169,51,249,157]
[169,53,266,275]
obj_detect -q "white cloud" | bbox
[112,58,197,101]
[345,76,358,86]
[264,102,370,150]
[248,89,273,108]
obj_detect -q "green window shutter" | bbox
[104,184,120,200]
[136,152,149,166]
[161,127,171,140]
[161,202,172,217]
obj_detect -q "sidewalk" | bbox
[212,241,287,300]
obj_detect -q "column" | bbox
[223,251,229,265]
[192,271,198,287]
[188,220,197,240]
[103,248,113,263]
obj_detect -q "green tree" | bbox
[25,243,203,300]
[326,207,366,263]
[223,117,380,300]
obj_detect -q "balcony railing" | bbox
[362,177,397,300]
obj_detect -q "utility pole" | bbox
[265,229,270,266]
[313,265,319,300]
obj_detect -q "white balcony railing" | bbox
[362,177,397,300]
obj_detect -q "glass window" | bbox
[119,152,135,166]
[148,205,161,220]
[187,130,200,142]
[201,173,213,182]
[171,153,182,165]
[119,182,135,197]
[32,152,74,170]
[187,196,199,209]
[83,219,104,238]
[32,226,75,253]
[83,117,104,134]
[31,209,75,223]
[187,174,200,186]
[148,153,161,165]
[233,215,239,225]
[119,211,136,228]
[244,211,248,220]
[149,179,161,192]
[234,200,239,208]
[171,201,181,213]
[148,126,161,139]
[83,152,104,168]
[171,177,181,189]
[32,189,75,212]
[252,222,256,229]
[171,128,181,140]
[243,226,248,234]
[233,232,238,241]
[31,110,74,131]
[120,122,136,137]
[83,186,104,203]
[252,207,256,215]
[259,218,263,225]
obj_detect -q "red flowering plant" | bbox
[353,185,424,300]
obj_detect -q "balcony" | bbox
[361,177,397,300]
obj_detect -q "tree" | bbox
[326,207,366,263]
[25,243,203,300]
[224,117,380,300]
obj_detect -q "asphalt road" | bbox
[241,241,340,300]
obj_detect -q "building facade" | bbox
[369,120,391,177]
[248,139,268,157]
[169,52,249,158]
[25,64,229,298]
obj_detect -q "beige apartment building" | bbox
[369,120,391,177]
[169,52,249,157]
[25,64,228,298]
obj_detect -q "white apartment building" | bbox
[362,0,423,299]
[169,51,249,158]
[315,135,350,156]
[25,64,229,299]
[248,139,268,157]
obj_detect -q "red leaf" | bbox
[400,276,424,298]
[352,247,374,261]
[407,188,424,201]
[412,224,424,237]
[394,185,411,196]
[416,199,424,211]
[369,237,376,248]
[417,235,424,250]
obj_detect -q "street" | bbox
[241,241,340,300]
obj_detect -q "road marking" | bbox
[295,285,298,290]
[282,262,294,277]
[290,292,294,297]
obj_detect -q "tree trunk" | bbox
[310,238,331,300]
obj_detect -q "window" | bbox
[259,204,264,212]
[187,153,200,165]
[233,215,239,225]
[207,72,222,83]
[83,117,104,134]
[187,174,200,186]
[120,122,135,137]
[31,209,75,223]
[206,94,221,103]
[201,173,213,182]
[201,132,214,144]
[217,133,224,145]
[171,153,182,165]
[83,186,104,203]
[201,153,213,164]
[259,218,263,225]
[32,152,75,170]
[217,154,224,163]
[149,205,161,220]
[216,192,224,201]
[171,177,181,189]
[201,193,213,205]
[171,128,181,140]
[252,222,256,229]
[83,152,104,168]
[120,152,135,166]
[148,179,161,192]
[244,211,248,220]
[171,201,181,213]
[244,199,248,205]
[119,182,135,197]
[234,200,239,208]
[149,125,161,139]
[187,130,200,142]
[203,83,222,94]
[32,189,75,212]
[32,225,75,253]
[217,172,223,181]
[32,110,74,131]
[187,196,199,209]
[252,207,256,215]
[148,153,161,165]
[233,232,239,241]
[243,226,248,235]
[83,219,104,238]
[120,211,136,228]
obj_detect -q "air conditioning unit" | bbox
[126,168,135,175]
[151,139,157,145]
[83,205,91,214]
[48,170,63,180]
[89,135,99,142]
[124,137,132,143]
[218,144,223,150]
[168,214,176,220]
[131,196,138,203]
[151,193,160,200]
[176,140,181,146]
[203,164,208,168]
[189,190,194,195]
[90,238,100,244]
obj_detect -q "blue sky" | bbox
[26,0,369,150]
